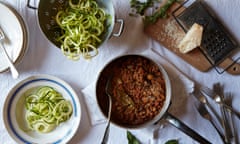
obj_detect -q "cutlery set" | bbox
[195,102,225,142]
[191,84,239,144]
[213,83,232,143]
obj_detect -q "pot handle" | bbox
[112,19,124,37]
[164,112,211,144]
[27,0,37,10]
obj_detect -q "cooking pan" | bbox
[96,55,211,144]
[27,0,123,48]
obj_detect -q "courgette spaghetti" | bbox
[55,0,110,60]
[25,86,73,133]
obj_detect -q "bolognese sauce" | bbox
[96,55,166,126]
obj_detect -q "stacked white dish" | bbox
[0,2,28,73]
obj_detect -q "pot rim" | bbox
[95,54,172,129]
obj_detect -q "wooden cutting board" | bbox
[144,3,211,72]
[144,2,240,74]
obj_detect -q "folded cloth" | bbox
[81,81,106,125]
[81,48,195,126]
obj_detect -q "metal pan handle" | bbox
[164,112,211,144]
[112,19,124,37]
[27,0,37,10]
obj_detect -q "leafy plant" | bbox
[144,0,178,25]
[129,0,180,26]
[130,0,160,16]
[165,139,179,144]
[127,131,141,144]
[126,131,179,144]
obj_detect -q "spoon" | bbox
[195,102,225,143]
[101,76,113,144]
[200,85,240,119]
[190,88,223,129]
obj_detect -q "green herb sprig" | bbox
[165,139,179,144]
[127,131,141,144]
[129,0,180,26]
[126,131,179,144]
[144,0,178,25]
[130,0,160,16]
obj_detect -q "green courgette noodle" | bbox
[55,0,110,60]
[25,86,73,133]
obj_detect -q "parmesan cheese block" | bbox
[178,23,203,53]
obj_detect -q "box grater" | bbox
[172,0,239,73]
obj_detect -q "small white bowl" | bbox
[3,74,81,144]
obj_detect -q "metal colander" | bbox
[27,0,116,48]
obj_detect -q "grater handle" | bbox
[219,58,240,75]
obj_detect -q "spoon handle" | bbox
[8,57,19,79]
[101,76,112,144]
[222,103,240,119]
[209,117,225,143]
[0,44,19,79]
[101,122,110,144]
[164,112,211,144]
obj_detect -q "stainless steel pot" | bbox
[27,0,123,48]
[96,54,211,144]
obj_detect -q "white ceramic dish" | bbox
[3,75,81,144]
[0,2,26,72]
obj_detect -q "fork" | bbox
[200,85,240,119]
[213,83,232,143]
[0,26,19,79]
[195,102,225,143]
[225,93,239,144]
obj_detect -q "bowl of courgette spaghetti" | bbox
[3,74,81,144]
[29,0,117,60]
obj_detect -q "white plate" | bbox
[0,2,24,72]
[3,75,81,144]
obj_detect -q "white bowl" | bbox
[3,75,81,144]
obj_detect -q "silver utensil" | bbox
[101,76,113,144]
[191,88,223,129]
[225,93,239,144]
[195,102,225,143]
[164,112,211,144]
[200,85,240,119]
[0,26,19,79]
[213,83,232,143]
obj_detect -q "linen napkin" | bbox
[81,48,195,126]
[81,81,106,125]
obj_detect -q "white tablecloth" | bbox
[0,0,239,144]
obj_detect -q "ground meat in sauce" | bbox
[97,56,166,126]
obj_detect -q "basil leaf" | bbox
[127,131,141,144]
[165,139,179,144]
